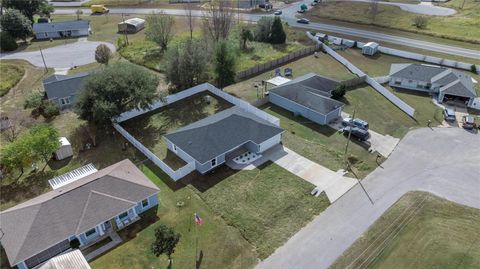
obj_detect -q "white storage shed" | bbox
[362,42,379,56]
[118,18,145,33]
[55,137,73,160]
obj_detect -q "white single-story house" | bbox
[389,63,477,105]
[164,106,284,174]
[268,73,345,125]
[118,18,145,33]
[362,42,379,56]
[43,73,89,110]
[0,159,160,269]
[33,20,91,40]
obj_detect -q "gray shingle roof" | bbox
[164,107,284,164]
[43,73,89,101]
[390,64,477,98]
[33,20,90,33]
[270,73,345,114]
[0,159,159,266]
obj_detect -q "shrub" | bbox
[41,101,60,118]
[413,16,428,29]
[24,92,44,109]
[0,32,18,52]
[471,64,477,74]
[117,37,127,49]
[332,84,347,100]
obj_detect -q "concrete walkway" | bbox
[0,38,116,69]
[257,127,480,269]
[83,232,122,261]
[266,146,358,203]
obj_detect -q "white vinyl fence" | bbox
[113,83,281,180]
[306,32,416,117]
[113,123,195,181]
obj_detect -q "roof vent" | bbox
[49,163,98,190]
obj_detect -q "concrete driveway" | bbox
[266,146,358,203]
[257,127,480,269]
[0,38,116,69]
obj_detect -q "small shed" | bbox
[362,42,379,56]
[118,18,145,34]
[315,33,328,42]
[55,137,73,160]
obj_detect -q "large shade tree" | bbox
[1,0,52,21]
[0,9,33,41]
[75,62,160,126]
[214,41,236,88]
[165,39,209,92]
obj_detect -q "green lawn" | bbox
[331,191,480,269]
[0,63,25,97]
[121,92,233,169]
[225,54,355,102]
[91,163,258,269]
[261,104,381,179]
[182,162,330,259]
[306,0,480,43]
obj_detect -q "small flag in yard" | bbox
[194,213,204,225]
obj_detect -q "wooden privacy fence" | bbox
[236,45,320,80]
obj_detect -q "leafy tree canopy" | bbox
[75,62,159,126]
[151,224,180,259]
[1,0,52,21]
[0,9,33,41]
[214,41,236,88]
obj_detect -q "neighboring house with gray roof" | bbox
[43,73,89,109]
[389,64,477,105]
[0,159,159,269]
[268,73,345,125]
[33,20,91,40]
[164,106,284,174]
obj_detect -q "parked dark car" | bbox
[297,18,310,24]
[274,10,282,15]
[343,126,370,141]
[462,115,476,129]
[443,108,456,122]
[342,117,369,130]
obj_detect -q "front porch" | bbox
[81,231,122,261]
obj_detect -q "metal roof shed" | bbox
[55,137,73,160]
[118,18,145,33]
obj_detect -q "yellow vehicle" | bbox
[90,5,109,14]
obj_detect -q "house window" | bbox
[118,211,129,220]
[85,228,96,237]
[211,158,216,167]
[142,198,149,208]
[60,97,70,105]
[44,32,48,37]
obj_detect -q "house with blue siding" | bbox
[0,159,159,269]
[33,20,91,40]
[269,73,345,125]
[43,73,89,110]
[164,106,284,174]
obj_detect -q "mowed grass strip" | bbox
[0,63,25,97]
[186,162,330,259]
[91,163,258,269]
[306,0,480,43]
[330,191,480,269]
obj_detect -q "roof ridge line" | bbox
[11,204,44,263]
[74,191,94,235]
[90,190,137,205]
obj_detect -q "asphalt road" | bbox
[257,127,480,269]
[53,5,480,60]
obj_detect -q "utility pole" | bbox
[38,46,48,73]
[343,106,374,205]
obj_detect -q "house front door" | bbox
[104,220,112,231]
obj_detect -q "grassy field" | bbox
[81,0,199,8]
[90,163,258,269]
[261,104,381,179]
[0,64,25,97]
[331,191,480,269]
[225,53,355,102]
[306,0,480,43]
[183,162,330,259]
[121,92,233,169]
